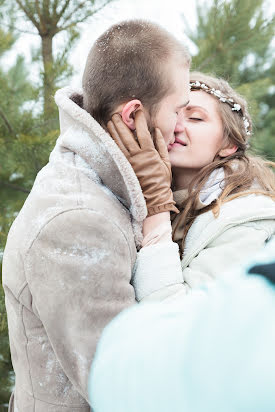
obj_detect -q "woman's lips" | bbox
[169,142,187,150]
[168,140,187,151]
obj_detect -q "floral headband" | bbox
[190,81,251,137]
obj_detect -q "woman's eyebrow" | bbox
[177,100,190,109]
[186,105,209,113]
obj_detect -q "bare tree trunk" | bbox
[41,34,55,119]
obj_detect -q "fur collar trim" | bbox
[54,87,147,225]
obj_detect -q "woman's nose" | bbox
[175,114,187,134]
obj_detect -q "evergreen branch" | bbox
[91,0,114,16]
[42,0,51,23]
[0,357,11,365]
[195,23,268,72]
[13,27,38,35]
[43,0,51,13]
[0,22,37,35]
[0,181,30,194]
[57,0,111,32]
[52,0,59,21]
[15,0,40,30]
[55,0,71,23]
[35,0,43,26]
[58,1,88,26]
[195,51,219,71]
[57,19,84,32]
[23,120,58,134]
[0,107,16,137]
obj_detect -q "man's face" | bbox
[151,64,190,146]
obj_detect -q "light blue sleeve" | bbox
[89,238,275,412]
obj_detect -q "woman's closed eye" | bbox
[189,117,203,121]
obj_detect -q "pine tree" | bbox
[0,7,28,406]
[12,0,114,123]
[185,0,275,160]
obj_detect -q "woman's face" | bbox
[168,90,225,175]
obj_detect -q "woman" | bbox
[107,72,275,302]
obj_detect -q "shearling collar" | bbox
[54,86,147,224]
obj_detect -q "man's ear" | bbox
[121,100,142,130]
[219,144,238,158]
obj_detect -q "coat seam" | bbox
[14,386,90,408]
[18,257,91,410]
[73,152,83,208]
[184,210,275,258]
[21,304,35,412]
[241,221,271,238]
[16,280,28,301]
[25,207,134,272]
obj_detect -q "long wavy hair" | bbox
[172,72,275,257]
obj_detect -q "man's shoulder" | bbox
[3,182,136,296]
[7,164,133,255]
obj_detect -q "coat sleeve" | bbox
[183,220,274,290]
[132,241,184,301]
[140,220,274,303]
[24,208,136,402]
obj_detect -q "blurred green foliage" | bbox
[185,0,275,159]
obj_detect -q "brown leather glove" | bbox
[107,110,179,216]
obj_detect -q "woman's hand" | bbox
[107,110,178,216]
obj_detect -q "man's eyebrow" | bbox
[177,100,189,109]
[186,105,209,113]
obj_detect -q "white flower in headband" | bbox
[190,81,251,136]
[232,103,241,111]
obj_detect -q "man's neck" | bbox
[172,168,200,191]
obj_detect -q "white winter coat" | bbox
[133,192,275,302]
[3,86,147,412]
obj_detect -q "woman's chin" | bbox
[169,153,187,169]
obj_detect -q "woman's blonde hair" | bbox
[172,71,275,257]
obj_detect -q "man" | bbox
[3,19,190,411]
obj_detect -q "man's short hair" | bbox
[82,19,191,126]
